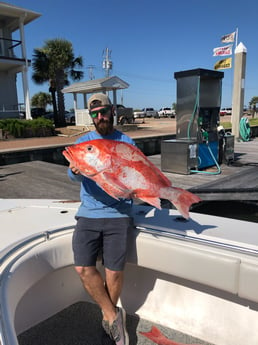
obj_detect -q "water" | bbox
[191,200,258,223]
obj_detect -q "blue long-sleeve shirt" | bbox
[67,129,136,218]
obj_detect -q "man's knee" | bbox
[74,266,96,279]
[105,268,123,282]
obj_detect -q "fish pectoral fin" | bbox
[102,172,131,193]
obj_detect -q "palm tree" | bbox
[32,39,84,127]
[31,92,52,110]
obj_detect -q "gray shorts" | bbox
[72,217,133,271]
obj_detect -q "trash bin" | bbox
[223,134,234,164]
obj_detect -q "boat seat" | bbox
[239,261,258,302]
[127,235,240,294]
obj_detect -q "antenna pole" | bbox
[102,48,113,77]
[87,65,95,80]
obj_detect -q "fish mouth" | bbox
[63,146,102,178]
[63,147,73,163]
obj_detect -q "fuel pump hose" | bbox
[239,117,251,141]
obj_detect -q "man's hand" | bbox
[69,163,81,175]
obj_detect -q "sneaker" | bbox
[102,307,129,345]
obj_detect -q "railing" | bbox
[0,226,75,345]
[136,225,258,256]
[0,37,23,60]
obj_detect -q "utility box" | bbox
[161,139,198,174]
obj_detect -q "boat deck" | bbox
[18,301,215,345]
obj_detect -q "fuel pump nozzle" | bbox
[201,128,209,142]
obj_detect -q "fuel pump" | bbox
[197,106,220,169]
[161,68,224,174]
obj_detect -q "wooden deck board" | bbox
[148,138,258,201]
[0,139,257,202]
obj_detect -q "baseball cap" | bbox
[87,93,112,110]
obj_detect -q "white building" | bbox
[0,2,41,119]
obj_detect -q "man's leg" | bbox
[75,266,117,324]
[104,268,124,306]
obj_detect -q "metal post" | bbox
[232,42,247,140]
[112,90,117,126]
[19,16,32,120]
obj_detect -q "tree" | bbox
[32,39,84,127]
[31,92,52,109]
[249,97,258,118]
[249,96,258,106]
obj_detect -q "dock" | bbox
[148,138,258,201]
[0,138,257,203]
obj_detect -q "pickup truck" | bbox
[115,104,134,125]
[134,107,158,119]
[158,107,176,118]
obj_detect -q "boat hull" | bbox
[0,200,258,345]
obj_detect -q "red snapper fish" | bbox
[63,139,201,219]
[140,326,202,345]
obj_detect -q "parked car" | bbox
[134,107,158,118]
[220,107,232,116]
[225,107,232,115]
[65,112,75,124]
[115,104,134,125]
[220,108,227,116]
[43,112,54,120]
[42,111,71,122]
[158,107,176,118]
[134,110,145,119]
[145,107,159,118]
[31,108,46,119]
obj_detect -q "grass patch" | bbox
[220,117,258,129]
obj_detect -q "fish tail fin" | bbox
[165,187,201,219]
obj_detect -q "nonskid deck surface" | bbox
[18,302,214,345]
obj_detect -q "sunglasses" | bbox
[89,106,111,118]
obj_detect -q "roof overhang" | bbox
[62,76,129,94]
[0,2,41,31]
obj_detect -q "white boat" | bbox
[0,199,258,345]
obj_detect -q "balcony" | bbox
[0,37,30,72]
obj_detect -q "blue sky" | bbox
[10,0,258,110]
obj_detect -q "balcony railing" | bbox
[0,37,23,60]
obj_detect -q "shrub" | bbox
[0,118,55,138]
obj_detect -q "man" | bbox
[67,93,135,345]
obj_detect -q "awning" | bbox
[62,76,129,94]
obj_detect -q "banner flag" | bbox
[214,57,232,70]
[221,31,236,43]
[213,44,233,56]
